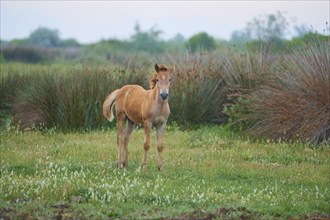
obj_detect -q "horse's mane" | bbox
[149,64,169,89]
[149,73,158,89]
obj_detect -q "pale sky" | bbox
[1,1,329,43]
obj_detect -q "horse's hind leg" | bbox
[116,112,126,169]
[141,121,151,171]
[123,118,135,167]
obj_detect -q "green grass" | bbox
[0,126,329,219]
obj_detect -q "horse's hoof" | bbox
[141,164,147,172]
[117,163,124,169]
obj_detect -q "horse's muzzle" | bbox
[160,91,168,100]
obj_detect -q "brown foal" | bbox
[103,64,174,172]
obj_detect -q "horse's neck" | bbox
[150,86,168,108]
[145,87,169,123]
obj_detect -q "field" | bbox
[1,31,329,219]
[1,126,329,219]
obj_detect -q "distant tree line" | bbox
[1,11,328,63]
[3,27,80,48]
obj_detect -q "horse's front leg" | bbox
[156,123,166,172]
[141,121,151,171]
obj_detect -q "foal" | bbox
[103,64,174,172]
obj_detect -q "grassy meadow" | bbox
[0,126,329,219]
[1,32,329,219]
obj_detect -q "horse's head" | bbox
[154,64,175,101]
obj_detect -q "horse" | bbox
[103,64,174,172]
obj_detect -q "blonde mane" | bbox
[149,64,169,89]
[149,72,158,89]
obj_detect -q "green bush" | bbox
[29,27,60,48]
[186,32,217,52]
[223,97,253,132]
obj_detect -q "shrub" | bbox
[186,32,217,53]
[242,34,330,144]
[0,46,56,63]
[29,27,60,48]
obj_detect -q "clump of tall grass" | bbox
[9,59,147,131]
[240,34,330,144]
[0,65,38,127]
[223,43,277,90]
[222,43,278,131]
[164,53,227,125]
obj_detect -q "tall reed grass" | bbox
[0,67,31,127]
[1,34,329,144]
[164,53,227,124]
[222,43,278,131]
[2,60,147,131]
[228,35,330,144]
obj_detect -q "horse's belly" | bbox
[123,87,146,124]
[125,105,144,124]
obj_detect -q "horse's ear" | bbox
[155,64,160,73]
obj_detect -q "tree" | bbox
[186,32,217,52]
[60,38,80,47]
[245,11,289,41]
[29,27,60,48]
[130,23,165,53]
[172,33,185,43]
[294,24,311,37]
[231,11,289,44]
[230,30,250,44]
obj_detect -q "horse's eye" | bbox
[169,78,172,82]
[156,79,159,82]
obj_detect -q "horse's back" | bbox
[118,85,147,100]
[116,85,149,124]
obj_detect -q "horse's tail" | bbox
[103,89,119,122]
